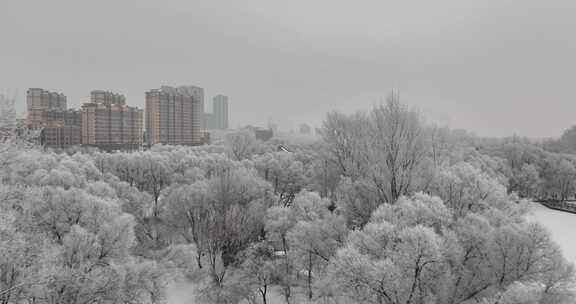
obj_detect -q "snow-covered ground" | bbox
[528,202,576,265]
[166,282,196,304]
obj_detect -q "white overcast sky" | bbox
[1,0,575,137]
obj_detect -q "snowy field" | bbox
[166,282,196,304]
[528,202,576,266]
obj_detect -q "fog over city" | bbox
[4,2,576,304]
[2,0,576,137]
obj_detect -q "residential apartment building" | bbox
[26,88,81,148]
[145,86,203,146]
[172,86,205,128]
[26,88,68,129]
[91,90,126,106]
[41,125,82,148]
[81,90,143,151]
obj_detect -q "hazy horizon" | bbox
[2,0,575,138]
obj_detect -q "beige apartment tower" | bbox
[26,88,68,129]
[81,90,143,151]
[145,86,203,146]
[26,88,81,148]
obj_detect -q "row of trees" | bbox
[0,94,574,303]
[474,137,576,202]
[0,150,171,303]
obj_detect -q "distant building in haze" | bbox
[243,125,273,141]
[299,123,311,135]
[81,90,143,151]
[206,94,229,130]
[255,129,273,141]
[204,112,214,129]
[390,87,400,103]
[267,118,278,134]
[145,86,203,146]
[213,95,229,130]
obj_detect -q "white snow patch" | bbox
[528,202,576,265]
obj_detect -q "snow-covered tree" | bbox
[226,130,260,161]
[323,193,574,304]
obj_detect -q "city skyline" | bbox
[22,85,233,149]
[3,1,576,138]
[12,87,236,125]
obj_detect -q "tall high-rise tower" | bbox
[168,86,205,129]
[212,95,229,130]
[390,86,400,103]
[146,86,203,146]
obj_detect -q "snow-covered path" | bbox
[528,202,576,265]
[166,282,196,304]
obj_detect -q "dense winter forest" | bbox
[1,96,576,304]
